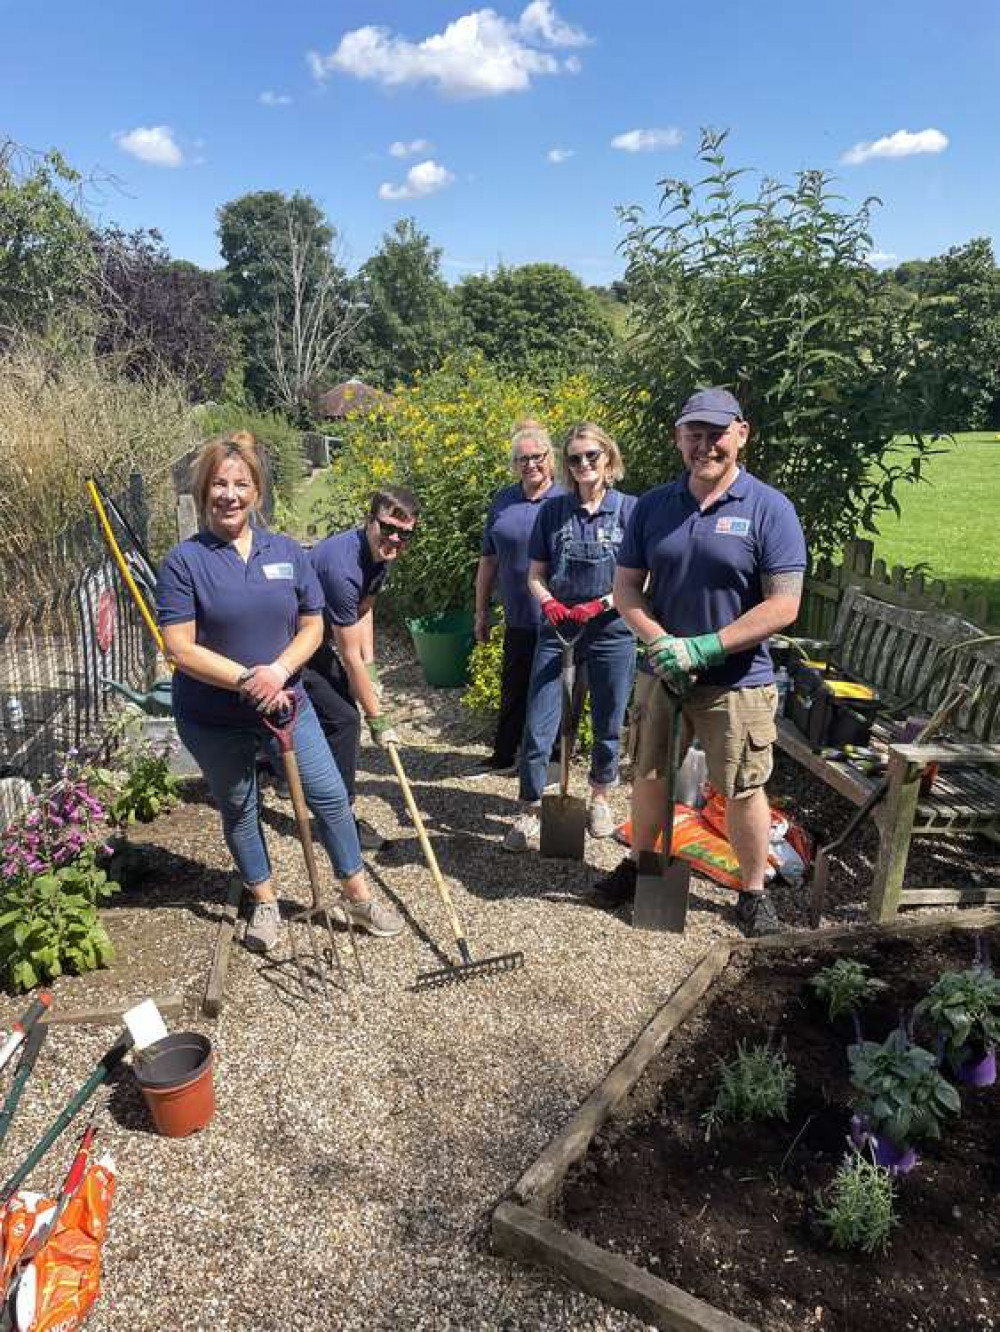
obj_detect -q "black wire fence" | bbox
[0,474,155,825]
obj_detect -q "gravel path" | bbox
[0,638,996,1330]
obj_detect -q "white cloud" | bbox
[867,250,899,269]
[259,90,292,107]
[611,127,682,153]
[113,126,185,167]
[841,128,948,166]
[547,147,574,164]
[518,0,590,47]
[390,138,432,158]
[379,159,455,200]
[308,3,591,99]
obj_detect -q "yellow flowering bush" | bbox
[323,352,619,619]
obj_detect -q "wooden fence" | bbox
[794,539,999,644]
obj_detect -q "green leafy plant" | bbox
[848,1028,961,1148]
[816,1149,897,1254]
[0,848,117,991]
[703,1041,796,1139]
[811,959,888,1028]
[105,732,181,827]
[914,967,1000,1068]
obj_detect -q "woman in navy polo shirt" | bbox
[156,431,404,953]
[503,423,637,853]
[473,419,565,774]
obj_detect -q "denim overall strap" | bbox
[548,489,624,604]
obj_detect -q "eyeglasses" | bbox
[374,515,416,543]
[516,453,548,467]
[566,450,603,469]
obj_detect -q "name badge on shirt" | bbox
[262,562,295,580]
[715,517,751,536]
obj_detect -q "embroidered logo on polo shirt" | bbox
[715,517,750,536]
[262,562,294,580]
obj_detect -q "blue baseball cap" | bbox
[675,388,744,428]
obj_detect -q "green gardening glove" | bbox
[647,633,726,684]
[367,713,400,748]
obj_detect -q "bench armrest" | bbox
[889,740,1000,769]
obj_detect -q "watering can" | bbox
[100,677,173,717]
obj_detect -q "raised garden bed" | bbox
[493,908,1000,1332]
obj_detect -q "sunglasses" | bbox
[566,449,603,469]
[374,515,416,543]
[516,452,548,467]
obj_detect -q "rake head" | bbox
[414,944,525,992]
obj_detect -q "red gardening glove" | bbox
[569,598,605,624]
[541,598,572,627]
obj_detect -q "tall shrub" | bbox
[617,130,938,557]
[319,354,617,618]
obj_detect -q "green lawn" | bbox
[871,431,1000,620]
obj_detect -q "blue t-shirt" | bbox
[310,528,389,630]
[617,469,807,688]
[481,482,566,628]
[156,527,324,725]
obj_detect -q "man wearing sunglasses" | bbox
[594,388,806,936]
[303,486,420,855]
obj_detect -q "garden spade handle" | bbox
[386,742,472,964]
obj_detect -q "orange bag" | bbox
[617,805,746,891]
[0,1156,116,1332]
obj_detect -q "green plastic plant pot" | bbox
[406,610,475,688]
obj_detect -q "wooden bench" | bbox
[776,586,1000,921]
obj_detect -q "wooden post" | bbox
[868,751,922,922]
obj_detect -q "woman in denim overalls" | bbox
[503,424,637,853]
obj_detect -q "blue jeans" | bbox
[519,622,636,802]
[176,698,363,887]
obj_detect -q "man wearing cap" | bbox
[591,388,806,935]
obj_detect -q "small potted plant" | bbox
[848,1027,961,1174]
[811,959,888,1042]
[914,966,1000,1087]
[815,1148,898,1254]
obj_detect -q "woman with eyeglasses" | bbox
[156,433,403,953]
[473,420,566,775]
[503,423,637,853]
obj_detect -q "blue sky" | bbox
[4,0,999,284]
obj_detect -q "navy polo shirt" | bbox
[309,527,389,630]
[481,482,566,628]
[156,527,324,725]
[618,469,806,689]
[528,489,638,585]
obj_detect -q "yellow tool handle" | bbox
[86,478,169,661]
[386,742,466,946]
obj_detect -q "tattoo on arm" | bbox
[762,571,804,598]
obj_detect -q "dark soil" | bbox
[560,926,1000,1332]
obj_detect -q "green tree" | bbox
[457,262,613,381]
[354,218,464,387]
[217,191,359,416]
[0,140,96,338]
[906,240,1000,430]
[617,129,937,557]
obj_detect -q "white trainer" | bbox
[502,811,541,853]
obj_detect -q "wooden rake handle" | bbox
[385,742,467,949]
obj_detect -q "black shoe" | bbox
[468,755,519,780]
[735,890,783,937]
[586,857,637,910]
[356,818,388,852]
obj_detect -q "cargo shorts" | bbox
[629,672,778,799]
